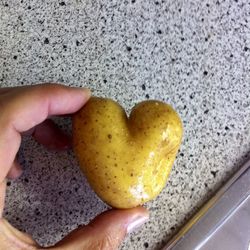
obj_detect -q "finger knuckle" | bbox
[94,232,116,250]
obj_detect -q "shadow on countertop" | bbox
[4,117,108,247]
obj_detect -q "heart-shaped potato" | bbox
[73,97,183,208]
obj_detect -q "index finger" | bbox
[0,83,91,183]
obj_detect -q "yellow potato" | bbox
[73,97,183,208]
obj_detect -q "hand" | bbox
[0,84,149,250]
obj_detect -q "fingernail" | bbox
[83,88,91,98]
[13,166,23,179]
[127,215,149,234]
[7,163,23,180]
[75,87,91,98]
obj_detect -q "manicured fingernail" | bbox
[127,215,149,234]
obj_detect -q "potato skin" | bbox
[73,97,183,208]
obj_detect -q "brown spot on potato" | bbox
[153,170,158,175]
[73,97,183,208]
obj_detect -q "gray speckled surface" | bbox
[1,0,250,249]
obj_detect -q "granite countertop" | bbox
[1,0,250,249]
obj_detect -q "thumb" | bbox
[51,207,149,250]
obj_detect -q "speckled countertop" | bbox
[1,0,250,249]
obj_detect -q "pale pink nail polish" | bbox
[127,216,149,234]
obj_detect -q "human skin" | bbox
[0,83,148,250]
